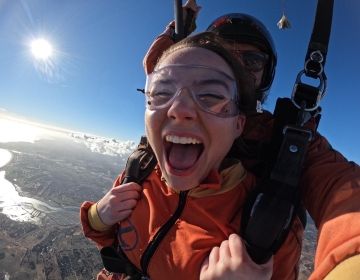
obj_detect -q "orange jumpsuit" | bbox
[82,162,307,279]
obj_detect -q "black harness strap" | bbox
[293,0,334,112]
[241,99,316,264]
[100,136,157,279]
[100,247,144,279]
[305,0,334,78]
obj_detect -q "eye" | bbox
[197,92,226,106]
[150,90,173,98]
[242,52,267,69]
[148,90,174,106]
[243,55,259,64]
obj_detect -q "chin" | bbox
[165,175,199,192]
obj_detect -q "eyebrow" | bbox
[154,79,175,85]
[153,78,232,91]
[195,79,231,90]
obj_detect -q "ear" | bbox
[235,114,246,138]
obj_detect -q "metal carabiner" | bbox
[304,50,324,78]
[291,69,326,111]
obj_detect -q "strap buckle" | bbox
[291,69,326,112]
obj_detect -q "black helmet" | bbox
[207,13,277,102]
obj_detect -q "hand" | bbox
[200,234,273,280]
[183,0,201,14]
[96,182,142,226]
[182,0,201,35]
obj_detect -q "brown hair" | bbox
[156,32,257,114]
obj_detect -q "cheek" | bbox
[209,118,240,148]
[145,109,164,145]
[145,110,157,137]
[254,70,264,87]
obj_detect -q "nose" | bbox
[167,88,197,121]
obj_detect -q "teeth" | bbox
[166,135,202,144]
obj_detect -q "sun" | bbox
[28,36,63,82]
[30,38,53,60]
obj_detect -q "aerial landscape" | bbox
[0,114,134,279]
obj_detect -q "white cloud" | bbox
[0,111,136,157]
[70,133,136,157]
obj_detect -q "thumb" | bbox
[228,233,273,270]
[240,243,274,278]
[241,245,274,270]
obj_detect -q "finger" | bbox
[104,191,140,210]
[239,238,274,273]
[113,189,141,202]
[208,246,220,266]
[183,0,193,6]
[219,239,231,260]
[115,198,138,212]
[238,236,272,269]
[228,233,243,259]
[184,0,199,12]
[112,182,142,193]
[262,256,274,277]
[102,198,138,223]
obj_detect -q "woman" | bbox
[81,32,273,280]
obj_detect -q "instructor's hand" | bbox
[96,182,142,226]
[183,0,201,14]
[200,234,273,280]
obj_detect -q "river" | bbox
[0,148,78,225]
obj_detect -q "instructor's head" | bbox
[207,13,277,103]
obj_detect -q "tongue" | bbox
[168,143,201,170]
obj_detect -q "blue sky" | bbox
[0,0,359,163]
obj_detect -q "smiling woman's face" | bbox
[145,47,246,191]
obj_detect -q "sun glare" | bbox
[31,38,53,60]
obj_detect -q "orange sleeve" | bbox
[143,22,176,74]
[301,133,360,279]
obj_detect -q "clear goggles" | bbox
[144,64,240,118]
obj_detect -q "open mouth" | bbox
[165,135,204,171]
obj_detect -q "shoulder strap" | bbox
[121,136,158,185]
[241,98,317,264]
[100,136,157,278]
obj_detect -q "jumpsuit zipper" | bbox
[139,190,189,278]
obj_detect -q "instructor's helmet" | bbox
[207,13,277,102]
